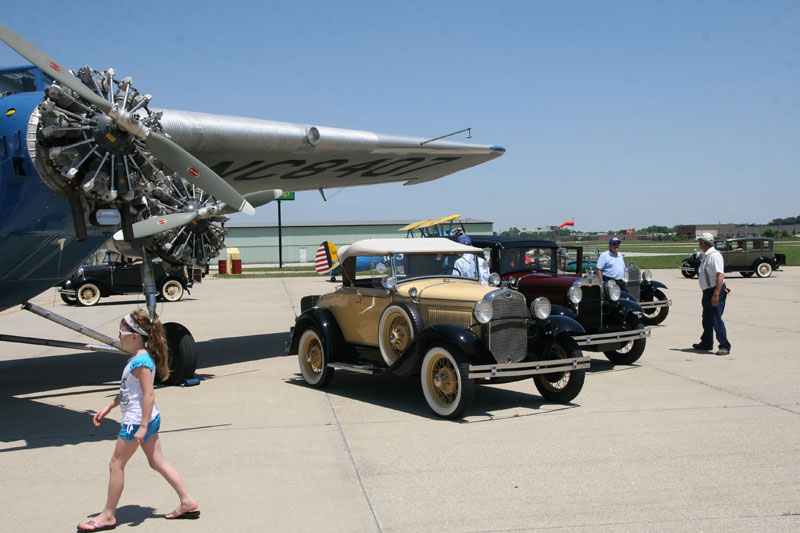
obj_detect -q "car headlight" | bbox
[489,272,501,286]
[531,297,551,320]
[473,300,493,324]
[605,280,621,301]
[408,287,419,302]
[642,269,653,282]
[77,267,84,276]
[623,269,630,282]
[381,275,396,290]
[568,284,583,304]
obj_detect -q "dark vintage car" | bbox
[287,238,590,419]
[681,237,785,279]
[59,250,200,306]
[469,236,651,365]
[560,245,671,326]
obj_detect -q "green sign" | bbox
[277,192,295,201]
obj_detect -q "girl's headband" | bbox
[123,314,149,337]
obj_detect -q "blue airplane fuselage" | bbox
[0,88,110,311]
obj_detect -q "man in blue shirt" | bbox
[595,237,627,291]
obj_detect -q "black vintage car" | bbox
[560,245,671,326]
[59,250,199,306]
[681,237,786,278]
[468,236,651,365]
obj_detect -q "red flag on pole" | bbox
[558,220,574,228]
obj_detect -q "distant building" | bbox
[519,225,557,234]
[218,218,493,264]
[676,223,800,239]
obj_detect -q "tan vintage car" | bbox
[287,238,590,419]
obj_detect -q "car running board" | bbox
[329,362,387,375]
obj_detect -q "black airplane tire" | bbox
[641,289,670,326]
[76,282,101,306]
[533,337,585,404]
[159,322,197,385]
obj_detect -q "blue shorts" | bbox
[119,414,161,442]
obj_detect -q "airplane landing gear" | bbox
[140,247,197,385]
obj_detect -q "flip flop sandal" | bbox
[77,520,117,532]
[165,508,200,520]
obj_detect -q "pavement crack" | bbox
[326,394,383,532]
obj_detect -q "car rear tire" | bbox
[741,271,754,278]
[681,265,696,278]
[60,293,77,305]
[533,337,585,404]
[420,345,474,419]
[640,288,670,326]
[76,283,101,306]
[298,327,334,387]
[378,303,422,366]
[603,320,646,365]
[160,279,185,302]
[159,322,197,385]
[755,262,773,278]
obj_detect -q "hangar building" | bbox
[218,218,493,265]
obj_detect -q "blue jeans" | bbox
[700,286,730,350]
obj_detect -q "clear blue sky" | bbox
[2,1,798,232]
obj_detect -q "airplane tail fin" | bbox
[315,241,341,276]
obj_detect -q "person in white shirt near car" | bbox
[692,232,731,356]
[596,237,627,291]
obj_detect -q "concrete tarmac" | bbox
[1,269,798,531]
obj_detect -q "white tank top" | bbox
[119,353,160,426]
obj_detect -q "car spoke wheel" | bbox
[298,328,334,387]
[420,345,473,419]
[641,288,670,326]
[76,283,101,306]
[755,262,772,278]
[378,303,422,366]
[604,319,646,365]
[533,337,585,404]
[160,279,185,302]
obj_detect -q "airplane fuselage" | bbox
[0,90,111,311]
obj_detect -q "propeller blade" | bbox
[0,22,112,112]
[112,212,199,241]
[220,189,283,214]
[145,132,255,216]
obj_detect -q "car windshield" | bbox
[498,247,555,274]
[392,252,479,281]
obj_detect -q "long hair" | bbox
[126,309,170,380]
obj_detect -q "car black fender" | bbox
[390,324,493,377]
[614,297,645,318]
[288,308,347,363]
[550,304,578,321]
[528,314,585,355]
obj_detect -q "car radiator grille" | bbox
[578,285,602,330]
[626,265,641,300]
[487,290,528,364]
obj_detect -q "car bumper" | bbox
[639,299,672,311]
[572,327,651,348]
[59,288,76,297]
[468,356,591,379]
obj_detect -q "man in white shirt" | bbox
[596,237,627,291]
[692,233,731,355]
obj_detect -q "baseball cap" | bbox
[609,237,621,245]
[697,232,715,244]
[457,235,472,246]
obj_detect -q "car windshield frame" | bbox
[392,252,480,283]
[497,246,557,275]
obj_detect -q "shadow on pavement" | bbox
[285,371,581,421]
[0,332,289,451]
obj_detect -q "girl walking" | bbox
[78,310,198,531]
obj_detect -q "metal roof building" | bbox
[218,218,494,265]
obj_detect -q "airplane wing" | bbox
[159,110,505,197]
